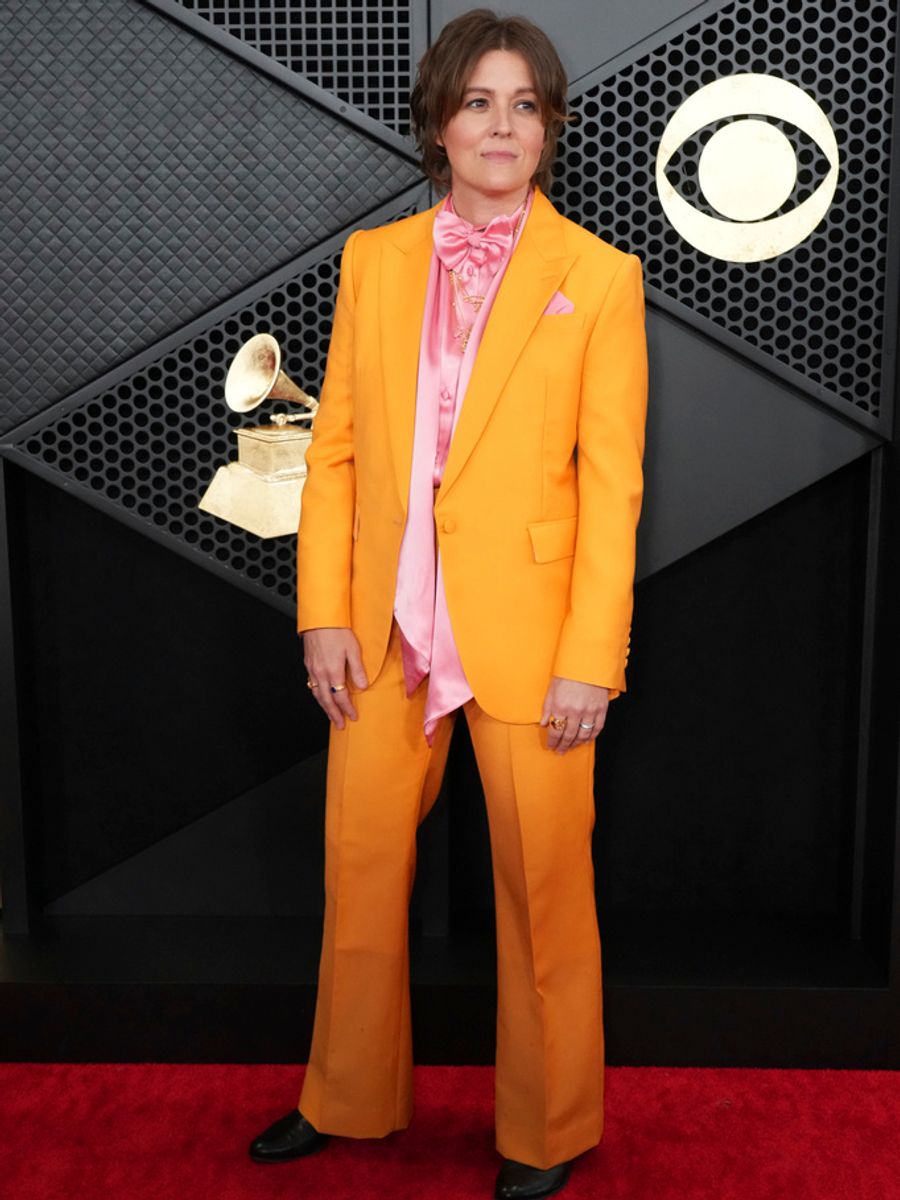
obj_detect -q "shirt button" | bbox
[443,517,457,534]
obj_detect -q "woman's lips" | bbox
[482,151,517,161]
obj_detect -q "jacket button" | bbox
[443,517,457,534]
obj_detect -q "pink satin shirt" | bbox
[393,188,534,745]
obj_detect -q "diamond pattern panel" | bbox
[178,0,415,134]
[0,0,418,437]
[552,0,896,428]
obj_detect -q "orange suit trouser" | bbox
[297,615,605,1170]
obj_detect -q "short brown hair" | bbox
[409,9,570,195]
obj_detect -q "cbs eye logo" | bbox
[656,73,839,263]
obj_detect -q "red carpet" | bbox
[1,1064,897,1200]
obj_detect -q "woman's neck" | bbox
[449,183,531,227]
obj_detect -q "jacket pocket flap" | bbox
[527,515,578,563]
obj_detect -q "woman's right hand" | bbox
[301,627,369,729]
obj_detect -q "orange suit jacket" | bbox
[296,185,649,725]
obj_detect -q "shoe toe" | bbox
[250,1110,300,1155]
[248,1109,329,1162]
[495,1158,573,1199]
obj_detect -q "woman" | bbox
[249,9,648,1198]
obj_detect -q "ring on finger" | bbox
[330,684,347,693]
[307,679,319,689]
[579,720,594,730]
[549,715,567,731]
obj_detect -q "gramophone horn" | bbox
[224,332,315,413]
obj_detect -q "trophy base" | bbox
[198,462,306,539]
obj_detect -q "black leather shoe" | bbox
[494,1157,573,1199]
[248,1108,331,1163]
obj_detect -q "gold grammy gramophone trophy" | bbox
[198,333,319,539]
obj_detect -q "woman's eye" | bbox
[462,97,537,113]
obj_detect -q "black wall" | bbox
[1,0,898,1065]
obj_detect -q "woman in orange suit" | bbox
[249,9,648,1198]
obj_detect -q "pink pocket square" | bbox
[543,290,575,315]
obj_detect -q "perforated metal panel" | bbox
[0,0,418,438]
[4,0,898,620]
[9,194,426,615]
[177,0,416,133]
[552,0,896,428]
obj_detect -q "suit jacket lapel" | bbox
[439,188,576,500]
[379,204,437,513]
[378,187,576,513]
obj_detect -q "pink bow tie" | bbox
[433,206,518,279]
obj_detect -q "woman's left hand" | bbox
[540,677,609,754]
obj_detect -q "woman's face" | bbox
[438,49,546,209]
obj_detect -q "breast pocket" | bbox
[534,312,587,333]
[523,313,588,387]
[528,314,588,353]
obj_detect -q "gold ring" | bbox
[307,679,319,689]
[330,684,347,693]
[549,715,567,731]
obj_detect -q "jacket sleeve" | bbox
[551,251,648,699]
[296,228,361,633]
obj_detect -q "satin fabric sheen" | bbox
[393,188,534,745]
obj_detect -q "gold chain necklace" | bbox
[447,198,527,353]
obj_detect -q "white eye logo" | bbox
[656,73,839,263]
